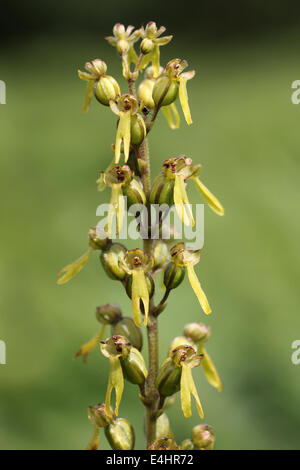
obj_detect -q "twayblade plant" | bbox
[57,21,224,450]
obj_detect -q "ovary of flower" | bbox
[174,174,195,227]
[106,184,125,238]
[181,363,204,419]
[186,263,212,315]
[192,177,224,216]
[105,355,124,416]
[56,248,93,285]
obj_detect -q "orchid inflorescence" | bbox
[57,21,224,450]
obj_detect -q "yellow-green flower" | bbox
[139,22,173,78]
[78,59,120,113]
[152,59,195,126]
[156,156,224,226]
[119,249,153,327]
[170,242,212,315]
[110,95,146,164]
[156,345,204,419]
[105,23,142,77]
[97,164,146,238]
[56,228,109,285]
[86,403,115,450]
[100,336,147,415]
[184,323,222,392]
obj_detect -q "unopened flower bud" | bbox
[192,424,215,450]
[156,355,181,397]
[184,323,211,343]
[100,243,127,280]
[156,413,172,439]
[163,262,185,290]
[168,336,196,356]
[94,76,120,106]
[130,114,146,145]
[96,304,122,325]
[117,39,129,55]
[88,227,111,251]
[141,38,154,54]
[138,79,155,109]
[152,76,179,107]
[88,403,114,428]
[181,439,194,450]
[125,272,155,299]
[111,317,143,351]
[148,437,179,450]
[153,240,168,270]
[105,417,135,450]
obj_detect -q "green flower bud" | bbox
[120,345,148,385]
[100,243,127,280]
[111,317,143,351]
[141,37,155,54]
[96,304,122,325]
[88,403,114,428]
[148,437,179,450]
[130,114,146,145]
[184,323,211,344]
[156,413,172,439]
[152,76,179,107]
[153,240,168,270]
[88,227,111,251]
[180,439,194,450]
[122,178,146,208]
[138,79,155,109]
[168,336,196,356]
[125,272,155,299]
[105,417,135,450]
[94,76,120,106]
[163,262,185,290]
[192,424,215,450]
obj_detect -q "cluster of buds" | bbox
[57,20,224,450]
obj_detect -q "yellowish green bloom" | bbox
[170,242,212,315]
[105,23,141,57]
[78,59,120,112]
[97,164,146,238]
[86,403,114,450]
[192,424,215,450]
[100,336,148,415]
[139,22,172,78]
[110,95,146,164]
[183,322,222,391]
[156,345,204,419]
[119,249,153,327]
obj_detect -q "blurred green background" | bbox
[1,1,300,450]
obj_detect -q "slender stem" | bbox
[128,74,160,449]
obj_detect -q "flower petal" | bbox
[152,44,160,78]
[86,423,100,450]
[198,345,222,392]
[83,80,94,114]
[74,324,106,362]
[181,364,204,419]
[179,77,192,125]
[174,175,194,226]
[105,356,124,416]
[193,177,224,216]
[186,264,212,315]
[132,270,149,326]
[162,103,180,130]
[115,111,131,163]
[57,248,93,285]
